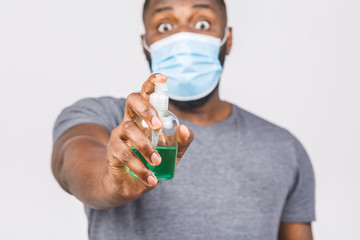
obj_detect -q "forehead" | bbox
[147,0,221,7]
[144,0,226,21]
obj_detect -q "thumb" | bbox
[175,124,194,164]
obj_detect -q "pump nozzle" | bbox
[150,83,168,116]
[149,83,169,146]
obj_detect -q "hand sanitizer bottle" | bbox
[130,83,179,181]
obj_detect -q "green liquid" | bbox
[130,146,177,181]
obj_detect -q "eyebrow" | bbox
[192,4,212,9]
[153,3,213,15]
[153,6,173,14]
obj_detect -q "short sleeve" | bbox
[281,136,316,223]
[53,97,126,145]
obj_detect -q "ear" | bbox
[141,34,147,54]
[225,27,232,55]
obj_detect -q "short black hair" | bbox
[143,0,226,21]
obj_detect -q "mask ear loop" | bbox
[220,27,229,47]
[142,36,151,53]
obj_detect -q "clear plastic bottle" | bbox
[130,83,179,181]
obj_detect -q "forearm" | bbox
[53,135,113,209]
[278,223,313,240]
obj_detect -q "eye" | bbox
[195,20,210,30]
[157,23,173,33]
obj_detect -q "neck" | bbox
[168,90,232,125]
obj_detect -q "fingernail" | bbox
[155,73,164,79]
[152,116,162,129]
[182,125,190,140]
[150,152,161,166]
[147,174,157,186]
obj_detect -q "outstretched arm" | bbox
[51,74,193,209]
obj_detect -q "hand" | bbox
[103,73,194,206]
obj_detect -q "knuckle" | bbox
[111,125,128,141]
[127,92,138,101]
[119,183,132,199]
[139,104,154,118]
[137,142,153,155]
[107,137,118,155]
[106,140,112,153]
[110,127,119,138]
[119,149,133,163]
[122,120,135,131]
[141,105,152,115]
[107,149,122,168]
[106,150,113,163]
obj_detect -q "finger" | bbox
[140,73,167,100]
[175,125,194,164]
[125,92,162,131]
[107,133,158,187]
[118,120,162,166]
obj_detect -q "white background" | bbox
[0,0,359,239]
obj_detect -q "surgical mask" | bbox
[143,29,228,101]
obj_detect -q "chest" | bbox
[149,128,295,214]
[128,127,297,238]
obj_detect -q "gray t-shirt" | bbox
[53,97,315,240]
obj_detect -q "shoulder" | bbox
[60,96,126,117]
[232,104,297,143]
[68,96,126,110]
[53,96,126,144]
[230,105,315,222]
[231,104,309,165]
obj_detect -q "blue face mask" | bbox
[143,29,228,101]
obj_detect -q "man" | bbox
[52,0,315,239]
